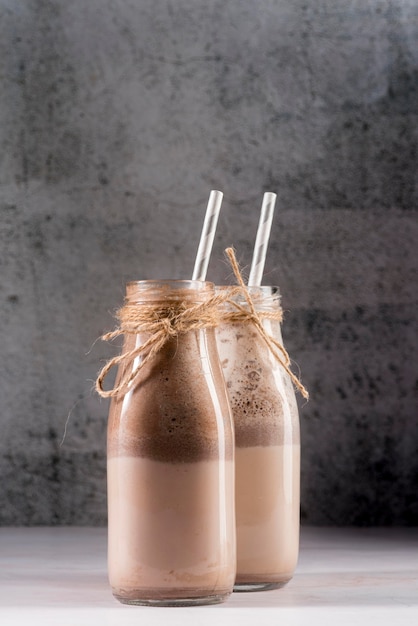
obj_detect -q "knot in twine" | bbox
[96,248,308,400]
[96,288,238,398]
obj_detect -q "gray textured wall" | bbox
[1,0,417,525]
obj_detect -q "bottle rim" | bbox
[215,285,281,309]
[126,279,215,302]
[216,284,281,297]
[127,279,215,288]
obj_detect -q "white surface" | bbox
[0,527,417,626]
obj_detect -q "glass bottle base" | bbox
[114,591,231,607]
[233,580,291,592]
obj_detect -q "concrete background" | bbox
[1,0,417,525]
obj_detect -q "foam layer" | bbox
[108,329,233,462]
[216,321,300,448]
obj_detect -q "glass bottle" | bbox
[107,280,236,606]
[216,286,300,592]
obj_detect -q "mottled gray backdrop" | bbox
[1,0,417,525]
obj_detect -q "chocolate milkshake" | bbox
[107,281,236,606]
[216,286,300,591]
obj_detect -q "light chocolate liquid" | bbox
[235,445,299,583]
[216,315,300,589]
[108,457,234,594]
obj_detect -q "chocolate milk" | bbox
[107,281,236,606]
[216,288,300,590]
[234,445,299,584]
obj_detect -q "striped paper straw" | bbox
[192,190,223,281]
[248,192,277,286]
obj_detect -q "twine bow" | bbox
[96,247,308,400]
[96,289,241,398]
[223,248,309,400]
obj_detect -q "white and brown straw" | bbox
[248,192,277,287]
[192,190,223,281]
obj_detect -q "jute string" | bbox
[222,248,308,399]
[96,247,308,400]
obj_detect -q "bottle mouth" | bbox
[126,280,215,303]
[216,285,280,294]
[215,285,281,308]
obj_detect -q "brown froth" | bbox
[216,322,300,448]
[108,329,233,463]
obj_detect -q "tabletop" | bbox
[1,526,417,626]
